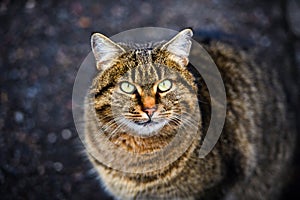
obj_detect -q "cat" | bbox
[84,29,294,199]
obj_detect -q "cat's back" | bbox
[204,41,295,199]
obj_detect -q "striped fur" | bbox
[84,30,294,200]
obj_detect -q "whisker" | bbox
[105,117,127,141]
[124,114,143,117]
[171,114,199,129]
[102,119,118,132]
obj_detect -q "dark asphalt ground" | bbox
[0,0,299,199]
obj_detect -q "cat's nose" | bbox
[143,107,157,118]
[142,96,157,118]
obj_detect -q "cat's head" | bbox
[90,29,199,137]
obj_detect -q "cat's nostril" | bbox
[143,107,157,118]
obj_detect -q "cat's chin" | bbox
[126,120,168,137]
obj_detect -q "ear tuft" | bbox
[91,33,125,71]
[162,29,193,67]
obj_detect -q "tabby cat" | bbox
[84,29,294,199]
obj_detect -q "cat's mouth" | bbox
[122,117,168,136]
[135,120,158,126]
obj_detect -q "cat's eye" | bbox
[120,81,136,94]
[158,79,172,92]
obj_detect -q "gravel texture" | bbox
[0,0,299,199]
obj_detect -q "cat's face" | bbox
[90,29,198,137]
[110,63,193,136]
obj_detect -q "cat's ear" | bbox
[161,29,193,67]
[91,33,125,71]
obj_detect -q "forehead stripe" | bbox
[135,49,153,64]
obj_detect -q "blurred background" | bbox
[0,0,299,199]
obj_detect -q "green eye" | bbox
[120,81,136,94]
[158,79,172,92]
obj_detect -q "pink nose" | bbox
[143,107,157,118]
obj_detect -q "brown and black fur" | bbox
[84,29,294,199]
